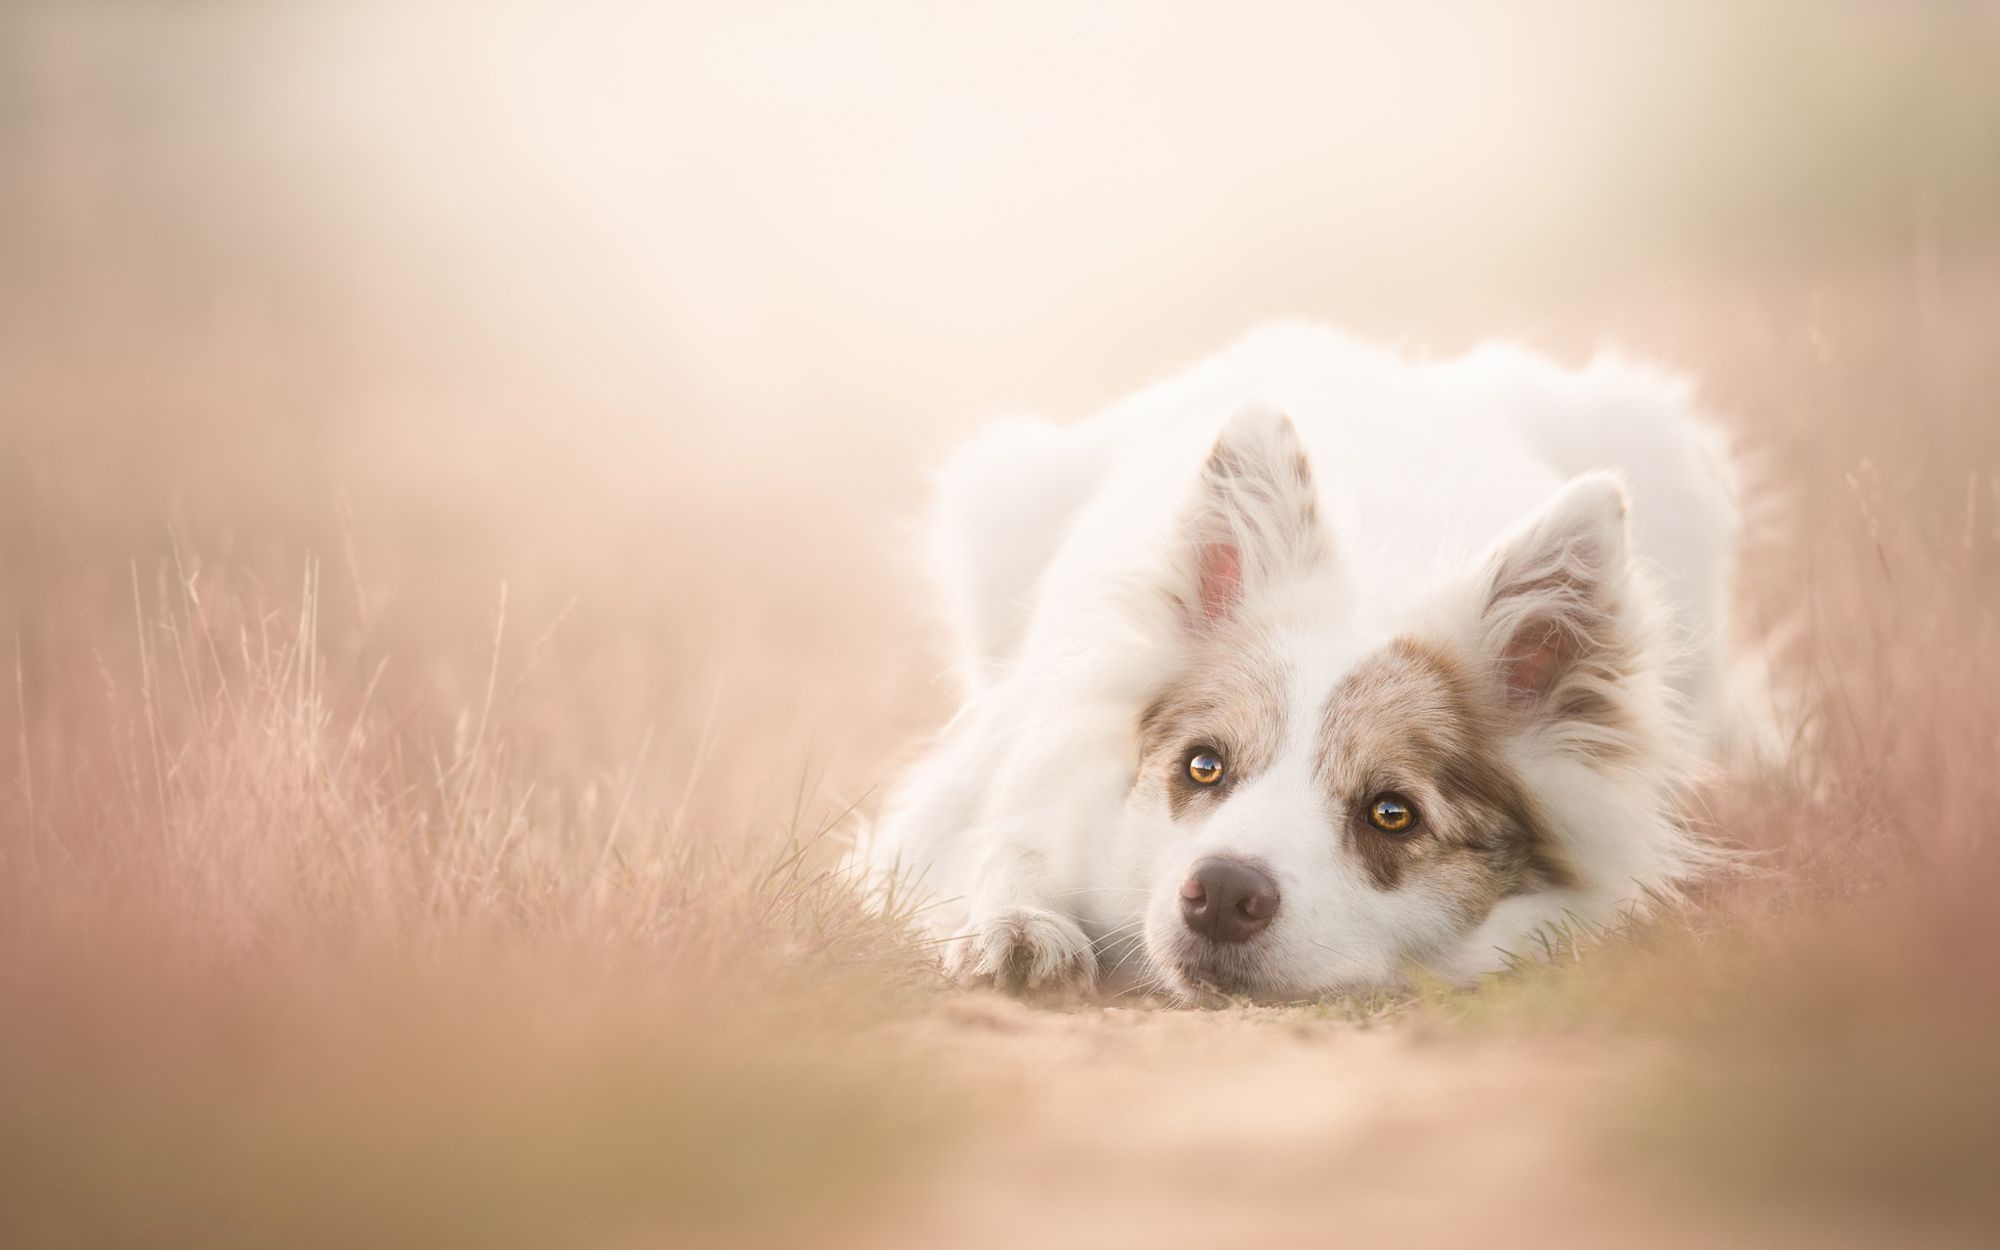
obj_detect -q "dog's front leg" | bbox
[943,831,1098,992]
[928,682,1136,993]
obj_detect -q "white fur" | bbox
[853,324,1761,998]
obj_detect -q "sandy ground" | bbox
[850,997,1977,1250]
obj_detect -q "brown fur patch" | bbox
[1135,628,1291,821]
[1318,638,1572,920]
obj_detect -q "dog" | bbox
[854,324,1769,1001]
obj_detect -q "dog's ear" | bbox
[1178,402,1331,626]
[1477,472,1637,721]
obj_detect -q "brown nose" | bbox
[1179,857,1280,944]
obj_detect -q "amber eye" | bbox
[1186,751,1226,786]
[1367,794,1417,834]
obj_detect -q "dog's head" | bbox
[1119,403,1668,1000]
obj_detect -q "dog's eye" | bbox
[1366,793,1418,834]
[1186,751,1226,786]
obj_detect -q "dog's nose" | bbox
[1179,857,1279,944]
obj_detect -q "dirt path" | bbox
[845,997,1970,1250]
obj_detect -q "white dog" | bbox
[855,324,1766,1000]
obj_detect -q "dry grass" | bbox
[5,2,2000,1247]
[0,559,952,1250]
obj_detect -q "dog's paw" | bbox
[949,906,1097,993]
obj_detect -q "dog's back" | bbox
[932,325,1757,746]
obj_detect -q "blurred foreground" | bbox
[3,2,1999,1247]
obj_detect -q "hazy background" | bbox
[3,2,1998,1247]
[8,0,1996,823]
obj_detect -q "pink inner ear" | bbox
[1197,542,1243,622]
[1500,620,1569,703]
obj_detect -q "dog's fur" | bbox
[854,325,1767,1000]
